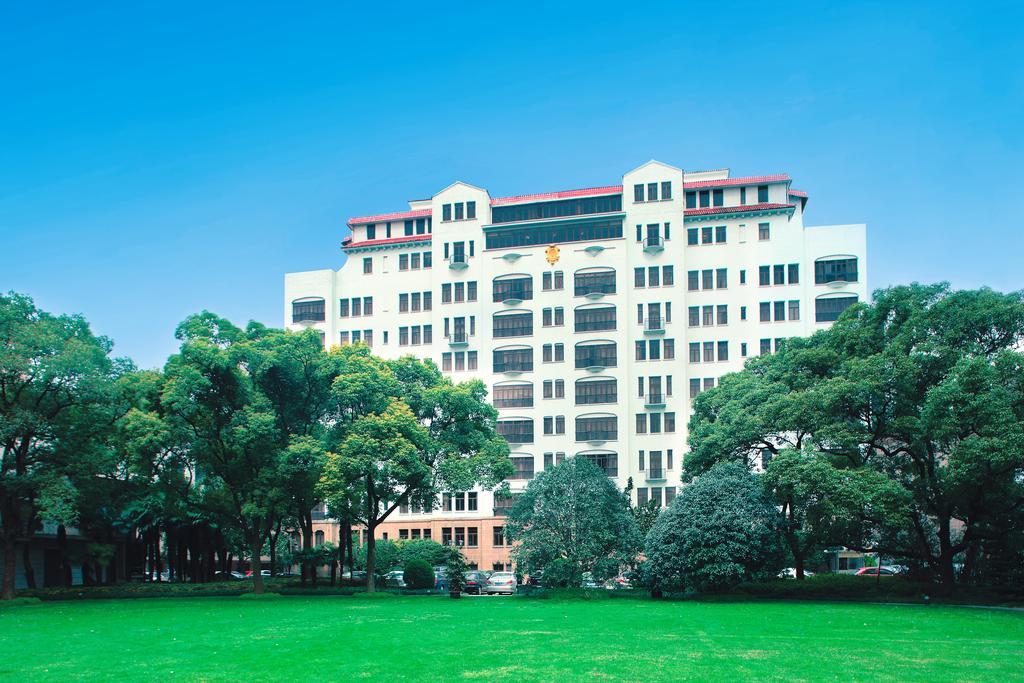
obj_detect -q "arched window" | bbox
[493,381,534,408]
[492,274,533,303]
[493,310,533,338]
[575,413,618,442]
[574,267,616,296]
[292,297,325,323]
[815,294,859,323]
[574,339,617,369]
[575,377,617,405]
[314,530,325,547]
[497,418,534,444]
[493,345,533,372]
[574,304,616,332]
[814,256,859,284]
[576,450,618,477]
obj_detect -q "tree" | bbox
[686,284,1024,590]
[762,449,908,579]
[403,558,434,589]
[319,348,510,592]
[159,312,287,594]
[505,457,641,586]
[0,292,122,599]
[644,462,784,594]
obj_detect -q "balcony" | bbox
[644,393,666,408]
[448,253,468,270]
[448,331,469,347]
[646,468,666,482]
[577,430,617,444]
[643,317,665,335]
[493,361,533,374]
[643,236,665,253]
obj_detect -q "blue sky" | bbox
[2,1,1022,369]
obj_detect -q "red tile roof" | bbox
[490,185,623,206]
[347,208,432,227]
[683,174,790,189]
[788,189,808,198]
[684,202,795,217]
[342,234,432,250]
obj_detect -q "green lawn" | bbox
[2,595,1022,681]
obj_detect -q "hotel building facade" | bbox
[284,160,867,571]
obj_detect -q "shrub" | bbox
[446,552,469,593]
[542,558,582,588]
[644,462,785,594]
[398,539,456,568]
[403,559,435,589]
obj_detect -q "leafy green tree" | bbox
[397,539,457,567]
[505,457,641,585]
[0,292,123,599]
[686,284,1024,590]
[644,462,785,594]
[160,312,287,594]
[320,348,510,592]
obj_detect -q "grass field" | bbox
[2,594,1022,681]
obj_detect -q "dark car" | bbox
[463,571,488,595]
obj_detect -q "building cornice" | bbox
[683,203,795,223]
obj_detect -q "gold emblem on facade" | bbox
[545,244,560,265]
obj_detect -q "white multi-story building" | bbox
[284,160,867,571]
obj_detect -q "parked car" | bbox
[463,571,488,595]
[779,568,815,579]
[484,571,517,595]
[527,571,543,587]
[383,570,406,588]
[581,572,601,589]
[433,567,449,591]
[605,575,632,590]
[213,571,246,581]
[856,566,898,577]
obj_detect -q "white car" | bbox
[484,572,517,595]
[779,568,815,579]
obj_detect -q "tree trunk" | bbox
[1,536,16,600]
[936,517,957,594]
[794,549,806,581]
[365,525,377,593]
[250,538,265,594]
[57,525,72,586]
[301,525,313,587]
[22,541,37,589]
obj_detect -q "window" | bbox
[363,257,373,274]
[634,267,645,288]
[788,263,800,284]
[663,266,674,286]
[575,378,617,405]
[699,190,710,207]
[775,301,786,321]
[740,187,747,205]
[510,456,534,480]
[404,220,414,236]
[713,189,724,206]
[574,306,616,332]
[493,526,505,546]
[688,307,700,327]
[493,276,533,302]
[717,304,728,325]
[365,224,376,240]
[759,266,771,286]
[399,293,409,313]
[760,302,771,322]
[364,297,373,315]
[443,204,452,221]
[717,341,729,361]
[493,312,533,338]
[689,342,700,363]
[758,222,770,240]
[441,283,452,303]
[468,351,478,370]
[634,184,644,202]
[701,226,712,244]
[741,306,747,320]
[492,195,621,224]
[774,264,785,285]
[575,269,616,296]
[715,225,726,243]
[789,300,801,321]
[340,299,350,317]
[741,342,748,356]
[575,342,616,369]
[399,254,409,271]
[689,378,701,398]
[467,527,478,547]
[702,306,714,326]
[703,341,714,362]
[292,299,325,323]
[687,270,699,291]
[493,348,533,373]
[542,307,564,326]
[493,383,533,408]
[740,269,747,285]
[442,353,452,371]
[467,201,476,220]
[486,219,623,249]
[635,340,646,361]
[635,414,647,434]
[687,228,698,245]
[815,296,859,322]
[815,257,859,284]
[648,267,660,287]
[716,268,728,289]
[760,338,772,355]
[758,184,769,202]
[647,182,658,201]
[424,252,432,268]
[411,292,421,312]
[661,181,672,200]
[576,415,617,441]
[454,203,464,220]
[579,451,617,477]
[399,327,409,346]
[497,419,534,444]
